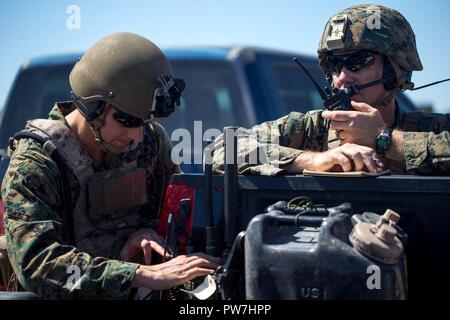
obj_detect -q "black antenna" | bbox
[293,57,328,101]
[203,139,217,257]
[411,78,450,91]
[223,126,239,261]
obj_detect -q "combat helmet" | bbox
[69,32,185,154]
[317,4,422,93]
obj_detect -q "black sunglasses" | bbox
[112,110,145,128]
[326,51,376,74]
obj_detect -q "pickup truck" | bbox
[0,46,420,172]
[160,170,450,299]
[0,46,431,298]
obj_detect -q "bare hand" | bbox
[132,252,221,290]
[289,143,384,173]
[120,228,171,265]
[316,144,384,172]
[322,101,386,148]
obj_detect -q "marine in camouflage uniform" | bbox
[2,102,178,299]
[1,33,184,299]
[212,107,450,175]
[213,5,450,176]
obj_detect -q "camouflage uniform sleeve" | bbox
[402,113,450,174]
[212,110,327,175]
[1,140,139,299]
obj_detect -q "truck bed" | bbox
[170,173,450,299]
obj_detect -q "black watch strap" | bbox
[376,128,393,154]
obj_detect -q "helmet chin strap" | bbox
[88,105,134,155]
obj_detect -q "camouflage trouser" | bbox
[0,235,20,291]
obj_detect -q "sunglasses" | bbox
[326,51,376,74]
[112,110,145,128]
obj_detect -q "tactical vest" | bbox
[22,119,151,259]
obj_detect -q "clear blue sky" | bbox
[1,0,449,112]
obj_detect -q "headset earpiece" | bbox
[72,93,107,121]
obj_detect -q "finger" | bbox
[349,145,384,172]
[141,240,153,265]
[359,151,382,173]
[363,154,380,173]
[330,120,352,131]
[363,156,380,173]
[370,153,385,171]
[187,252,223,264]
[372,153,384,168]
[342,148,365,171]
[322,110,355,121]
[335,129,353,143]
[153,241,171,259]
[154,239,173,259]
[184,267,216,282]
[332,153,352,172]
[192,258,221,270]
[146,239,172,261]
[146,230,165,246]
[186,257,220,270]
[169,268,215,287]
[351,101,375,113]
[167,255,203,269]
[350,144,376,154]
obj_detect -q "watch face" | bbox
[377,138,388,149]
[376,130,392,153]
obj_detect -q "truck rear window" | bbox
[160,60,246,172]
[0,65,73,148]
[273,64,328,114]
[160,60,246,136]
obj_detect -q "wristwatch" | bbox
[375,128,393,154]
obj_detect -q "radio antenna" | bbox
[293,57,328,101]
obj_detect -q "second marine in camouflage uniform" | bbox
[213,5,450,176]
[212,107,450,175]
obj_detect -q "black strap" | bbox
[12,131,50,149]
[12,131,75,244]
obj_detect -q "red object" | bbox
[157,183,195,254]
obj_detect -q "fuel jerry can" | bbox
[245,207,408,300]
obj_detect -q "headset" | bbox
[72,74,186,121]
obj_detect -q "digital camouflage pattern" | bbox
[212,5,447,177]
[1,102,179,299]
[317,4,422,90]
[212,105,450,176]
